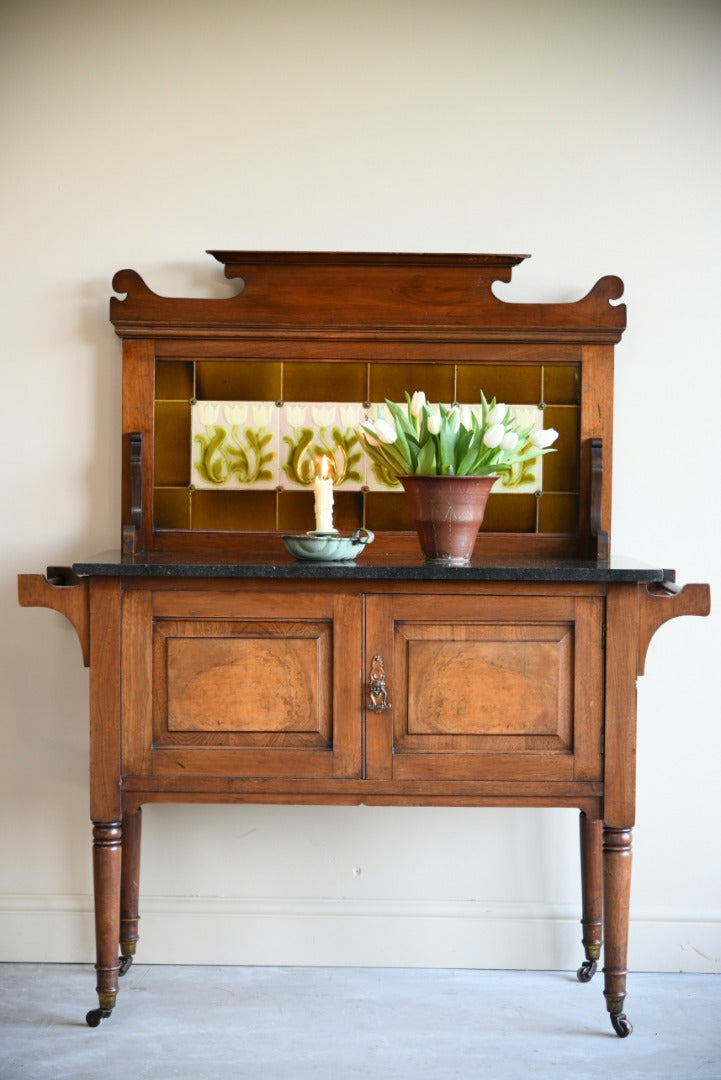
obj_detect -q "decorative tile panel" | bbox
[190,401,545,494]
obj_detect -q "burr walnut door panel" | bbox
[121,588,362,780]
[364,592,605,782]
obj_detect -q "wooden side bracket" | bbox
[18,567,90,667]
[589,438,609,562]
[637,581,711,676]
[122,431,143,556]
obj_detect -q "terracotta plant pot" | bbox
[399,474,497,565]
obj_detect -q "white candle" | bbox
[313,456,334,532]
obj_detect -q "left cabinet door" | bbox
[121,585,363,781]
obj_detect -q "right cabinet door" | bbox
[365,590,604,783]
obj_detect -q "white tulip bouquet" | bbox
[357,391,558,480]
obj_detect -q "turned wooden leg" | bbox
[602,825,634,1037]
[119,807,142,975]
[86,821,122,1027]
[577,812,603,982]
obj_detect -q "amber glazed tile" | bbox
[153,488,190,530]
[541,406,580,492]
[283,362,368,402]
[368,364,455,403]
[481,494,538,533]
[154,402,191,486]
[543,364,580,405]
[191,490,278,531]
[155,359,194,400]
[538,493,580,533]
[195,361,282,401]
[456,364,543,406]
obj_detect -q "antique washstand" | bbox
[19,251,710,1034]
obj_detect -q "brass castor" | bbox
[610,1011,633,1038]
[576,959,597,982]
[118,955,133,976]
[85,1008,112,1027]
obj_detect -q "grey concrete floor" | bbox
[0,964,719,1080]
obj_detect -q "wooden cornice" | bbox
[109,252,627,343]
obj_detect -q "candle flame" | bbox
[318,455,331,480]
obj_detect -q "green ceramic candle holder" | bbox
[282,529,374,562]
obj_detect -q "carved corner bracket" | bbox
[18,567,90,666]
[637,581,711,675]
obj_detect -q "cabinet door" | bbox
[365,592,604,783]
[122,588,362,780]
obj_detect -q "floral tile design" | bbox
[279,402,365,489]
[190,401,545,494]
[362,402,403,492]
[191,401,278,490]
[467,404,545,495]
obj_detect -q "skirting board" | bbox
[1,895,719,972]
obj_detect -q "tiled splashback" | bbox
[191,401,545,494]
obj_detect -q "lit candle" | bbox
[313,456,334,532]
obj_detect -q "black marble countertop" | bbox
[71,550,672,584]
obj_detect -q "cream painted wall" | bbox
[2,0,720,972]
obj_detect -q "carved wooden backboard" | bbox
[110,252,625,559]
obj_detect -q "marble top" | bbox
[71,550,671,584]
